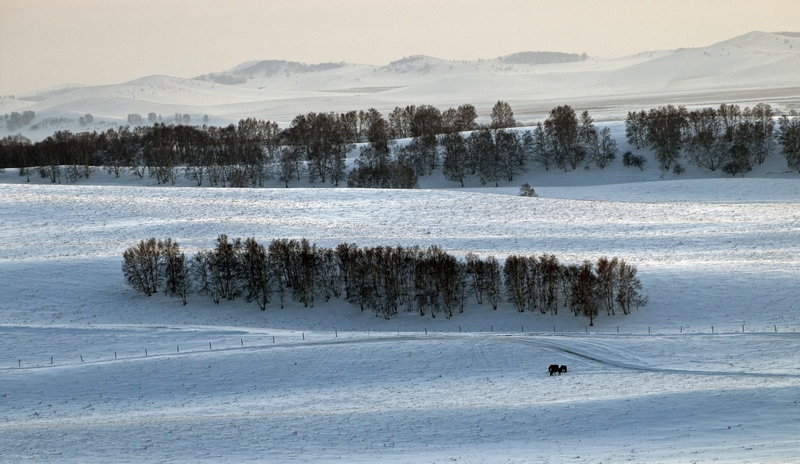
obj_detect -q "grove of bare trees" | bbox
[123,237,647,325]
[3,102,800,187]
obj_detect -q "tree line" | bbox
[2,110,35,132]
[2,102,799,184]
[625,103,800,175]
[0,101,612,187]
[122,236,647,325]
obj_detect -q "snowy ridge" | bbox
[5,31,800,141]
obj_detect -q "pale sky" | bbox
[1,0,798,96]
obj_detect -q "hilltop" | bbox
[2,31,799,141]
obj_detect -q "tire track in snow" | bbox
[508,334,800,379]
[5,328,800,381]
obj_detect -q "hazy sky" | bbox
[2,0,798,95]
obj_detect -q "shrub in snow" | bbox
[623,151,647,171]
[518,183,537,197]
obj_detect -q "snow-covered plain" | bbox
[2,143,800,463]
[3,28,800,464]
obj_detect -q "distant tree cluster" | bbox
[778,113,800,171]
[354,102,618,188]
[536,105,618,171]
[626,103,798,175]
[122,237,190,304]
[3,101,800,184]
[78,113,94,127]
[122,237,647,325]
[499,51,587,65]
[0,119,284,186]
[503,254,646,326]
[3,111,35,131]
[29,117,73,132]
[126,112,192,126]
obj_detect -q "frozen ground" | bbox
[1,148,800,462]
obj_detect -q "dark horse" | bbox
[548,364,561,376]
[560,365,567,373]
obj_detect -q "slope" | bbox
[5,31,800,141]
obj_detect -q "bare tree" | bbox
[778,114,800,171]
[122,238,161,296]
[587,126,617,169]
[625,110,649,149]
[645,105,688,171]
[545,105,584,171]
[503,255,529,312]
[595,256,619,316]
[239,237,273,310]
[616,259,647,314]
[159,238,189,304]
[441,132,470,186]
[684,108,725,171]
[490,100,516,129]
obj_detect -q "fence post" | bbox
[51,357,53,365]
[80,355,83,362]
[711,326,714,334]
[145,349,148,356]
[209,342,212,350]
[177,346,180,353]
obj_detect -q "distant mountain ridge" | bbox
[194,51,590,85]
[499,51,587,64]
[3,31,799,141]
[196,60,349,85]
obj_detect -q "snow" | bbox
[2,140,800,462]
[2,29,800,463]
[5,31,800,141]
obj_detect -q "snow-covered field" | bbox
[3,27,800,462]
[2,146,800,462]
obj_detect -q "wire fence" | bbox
[4,322,798,370]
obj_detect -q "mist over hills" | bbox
[2,31,799,140]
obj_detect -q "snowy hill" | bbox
[4,31,800,141]
[2,31,800,463]
[3,121,800,461]
[599,31,800,92]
